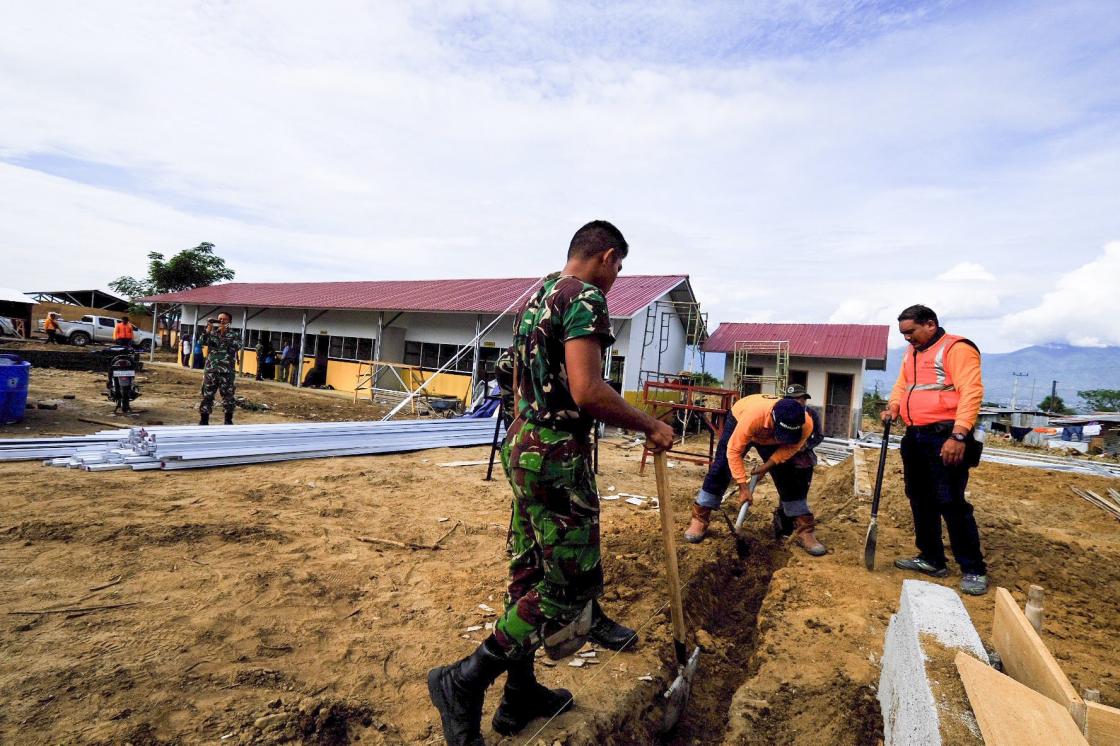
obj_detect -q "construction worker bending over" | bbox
[885,304,988,596]
[684,392,826,555]
[428,221,674,746]
[197,312,242,425]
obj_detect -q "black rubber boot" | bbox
[199,412,209,426]
[491,654,574,736]
[589,599,638,651]
[223,411,234,425]
[428,636,510,746]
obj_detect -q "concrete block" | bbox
[879,579,988,745]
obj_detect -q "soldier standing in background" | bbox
[197,311,242,425]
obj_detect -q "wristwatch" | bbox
[950,432,967,442]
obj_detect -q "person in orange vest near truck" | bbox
[44,312,62,344]
[884,304,988,596]
[113,316,136,348]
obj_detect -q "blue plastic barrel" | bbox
[0,354,31,425]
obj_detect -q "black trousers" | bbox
[900,427,986,575]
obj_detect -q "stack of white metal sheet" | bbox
[0,419,500,472]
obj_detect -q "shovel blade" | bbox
[662,647,701,733]
[863,519,878,570]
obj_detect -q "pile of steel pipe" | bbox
[0,419,501,472]
[0,431,134,462]
[851,433,1120,478]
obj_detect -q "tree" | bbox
[110,242,235,350]
[1078,389,1120,413]
[1038,394,1071,414]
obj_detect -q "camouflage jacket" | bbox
[200,328,243,372]
[508,272,613,432]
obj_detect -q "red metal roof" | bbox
[703,322,889,362]
[141,275,690,318]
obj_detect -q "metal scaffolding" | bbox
[635,299,708,388]
[731,340,790,397]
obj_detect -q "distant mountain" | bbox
[863,344,1120,411]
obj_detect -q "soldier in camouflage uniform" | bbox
[197,311,242,425]
[428,221,674,746]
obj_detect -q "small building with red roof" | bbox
[703,322,889,437]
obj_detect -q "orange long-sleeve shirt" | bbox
[889,337,983,431]
[726,395,814,484]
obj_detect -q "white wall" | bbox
[622,298,689,392]
[721,354,868,435]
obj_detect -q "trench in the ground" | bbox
[590,532,790,746]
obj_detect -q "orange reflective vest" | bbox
[114,322,135,341]
[897,333,973,426]
[45,316,59,331]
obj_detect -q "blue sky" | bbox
[1,0,1118,352]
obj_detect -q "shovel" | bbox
[654,452,702,733]
[863,419,893,571]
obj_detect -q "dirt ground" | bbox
[2,367,1118,745]
[11,361,389,436]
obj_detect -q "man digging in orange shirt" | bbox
[683,393,825,556]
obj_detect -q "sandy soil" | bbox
[1,369,1118,745]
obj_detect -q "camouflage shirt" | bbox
[200,327,243,372]
[509,272,613,430]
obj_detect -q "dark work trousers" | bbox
[695,413,811,517]
[900,427,986,575]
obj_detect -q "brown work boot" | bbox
[793,514,826,556]
[684,503,711,544]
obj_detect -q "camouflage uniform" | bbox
[198,327,243,416]
[493,273,613,656]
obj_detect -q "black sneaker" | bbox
[894,557,949,578]
[960,574,989,596]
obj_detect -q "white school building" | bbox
[144,275,706,405]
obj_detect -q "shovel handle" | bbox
[654,453,688,653]
[869,419,892,519]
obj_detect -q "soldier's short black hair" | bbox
[217,311,233,322]
[567,220,629,260]
[897,304,938,326]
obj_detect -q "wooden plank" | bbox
[955,652,1088,746]
[991,586,1087,730]
[1086,701,1120,746]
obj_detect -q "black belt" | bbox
[906,421,955,436]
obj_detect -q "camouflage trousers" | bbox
[199,368,237,416]
[493,419,602,655]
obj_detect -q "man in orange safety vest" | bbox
[884,304,988,596]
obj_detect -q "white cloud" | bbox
[937,262,995,282]
[1000,242,1120,347]
[0,2,1117,355]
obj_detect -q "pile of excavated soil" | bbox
[2,395,1118,744]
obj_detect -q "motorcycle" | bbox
[102,345,141,414]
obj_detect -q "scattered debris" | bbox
[568,658,586,668]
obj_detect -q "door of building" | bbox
[824,372,854,438]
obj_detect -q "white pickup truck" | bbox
[38,314,154,349]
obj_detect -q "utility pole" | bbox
[1011,372,1029,411]
[1048,380,1058,413]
